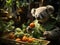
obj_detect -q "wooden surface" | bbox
[0,37,50,45]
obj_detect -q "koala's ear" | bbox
[46,5,54,13]
[31,8,36,17]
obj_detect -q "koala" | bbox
[43,26,60,45]
[43,27,60,39]
[31,5,60,45]
[31,5,54,23]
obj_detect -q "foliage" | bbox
[43,21,56,31]
[14,28,24,38]
[16,0,29,8]
[0,20,15,32]
[31,19,46,38]
[5,0,13,9]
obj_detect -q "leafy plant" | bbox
[24,19,46,38]
[0,20,15,32]
[14,28,24,38]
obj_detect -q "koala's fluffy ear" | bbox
[46,5,54,13]
[31,8,36,17]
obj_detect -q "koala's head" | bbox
[31,5,54,18]
[46,5,54,14]
[31,5,54,23]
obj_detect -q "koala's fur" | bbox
[31,5,54,18]
[31,5,54,23]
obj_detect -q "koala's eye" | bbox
[40,13,45,19]
[41,14,45,18]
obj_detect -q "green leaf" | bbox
[34,19,46,32]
